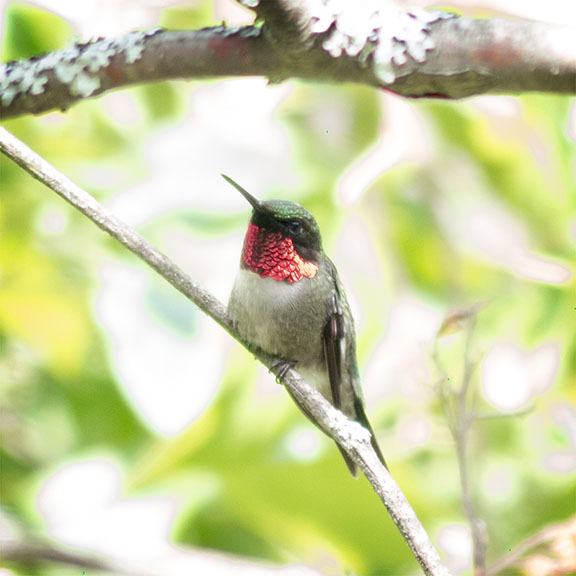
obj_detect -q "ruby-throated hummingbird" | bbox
[224,175,386,477]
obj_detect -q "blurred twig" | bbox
[434,305,544,576]
[0,536,326,575]
[2,540,116,574]
[434,305,489,576]
[472,406,534,421]
[0,126,453,576]
[487,517,576,575]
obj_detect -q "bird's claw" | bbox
[269,359,296,384]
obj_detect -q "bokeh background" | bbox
[1,1,575,575]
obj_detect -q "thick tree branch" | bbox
[1,6,574,119]
[0,125,452,576]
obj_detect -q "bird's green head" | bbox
[222,175,323,270]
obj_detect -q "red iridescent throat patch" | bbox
[241,223,318,283]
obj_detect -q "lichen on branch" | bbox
[1,28,162,107]
[306,0,457,83]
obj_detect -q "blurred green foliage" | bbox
[1,2,575,576]
[1,3,73,61]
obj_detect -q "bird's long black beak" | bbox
[221,174,266,213]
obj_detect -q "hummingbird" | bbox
[224,174,387,477]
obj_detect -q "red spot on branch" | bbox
[208,36,252,67]
[475,41,521,70]
[105,62,126,85]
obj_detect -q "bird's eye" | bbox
[287,220,302,236]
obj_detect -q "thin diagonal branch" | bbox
[0,125,452,576]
